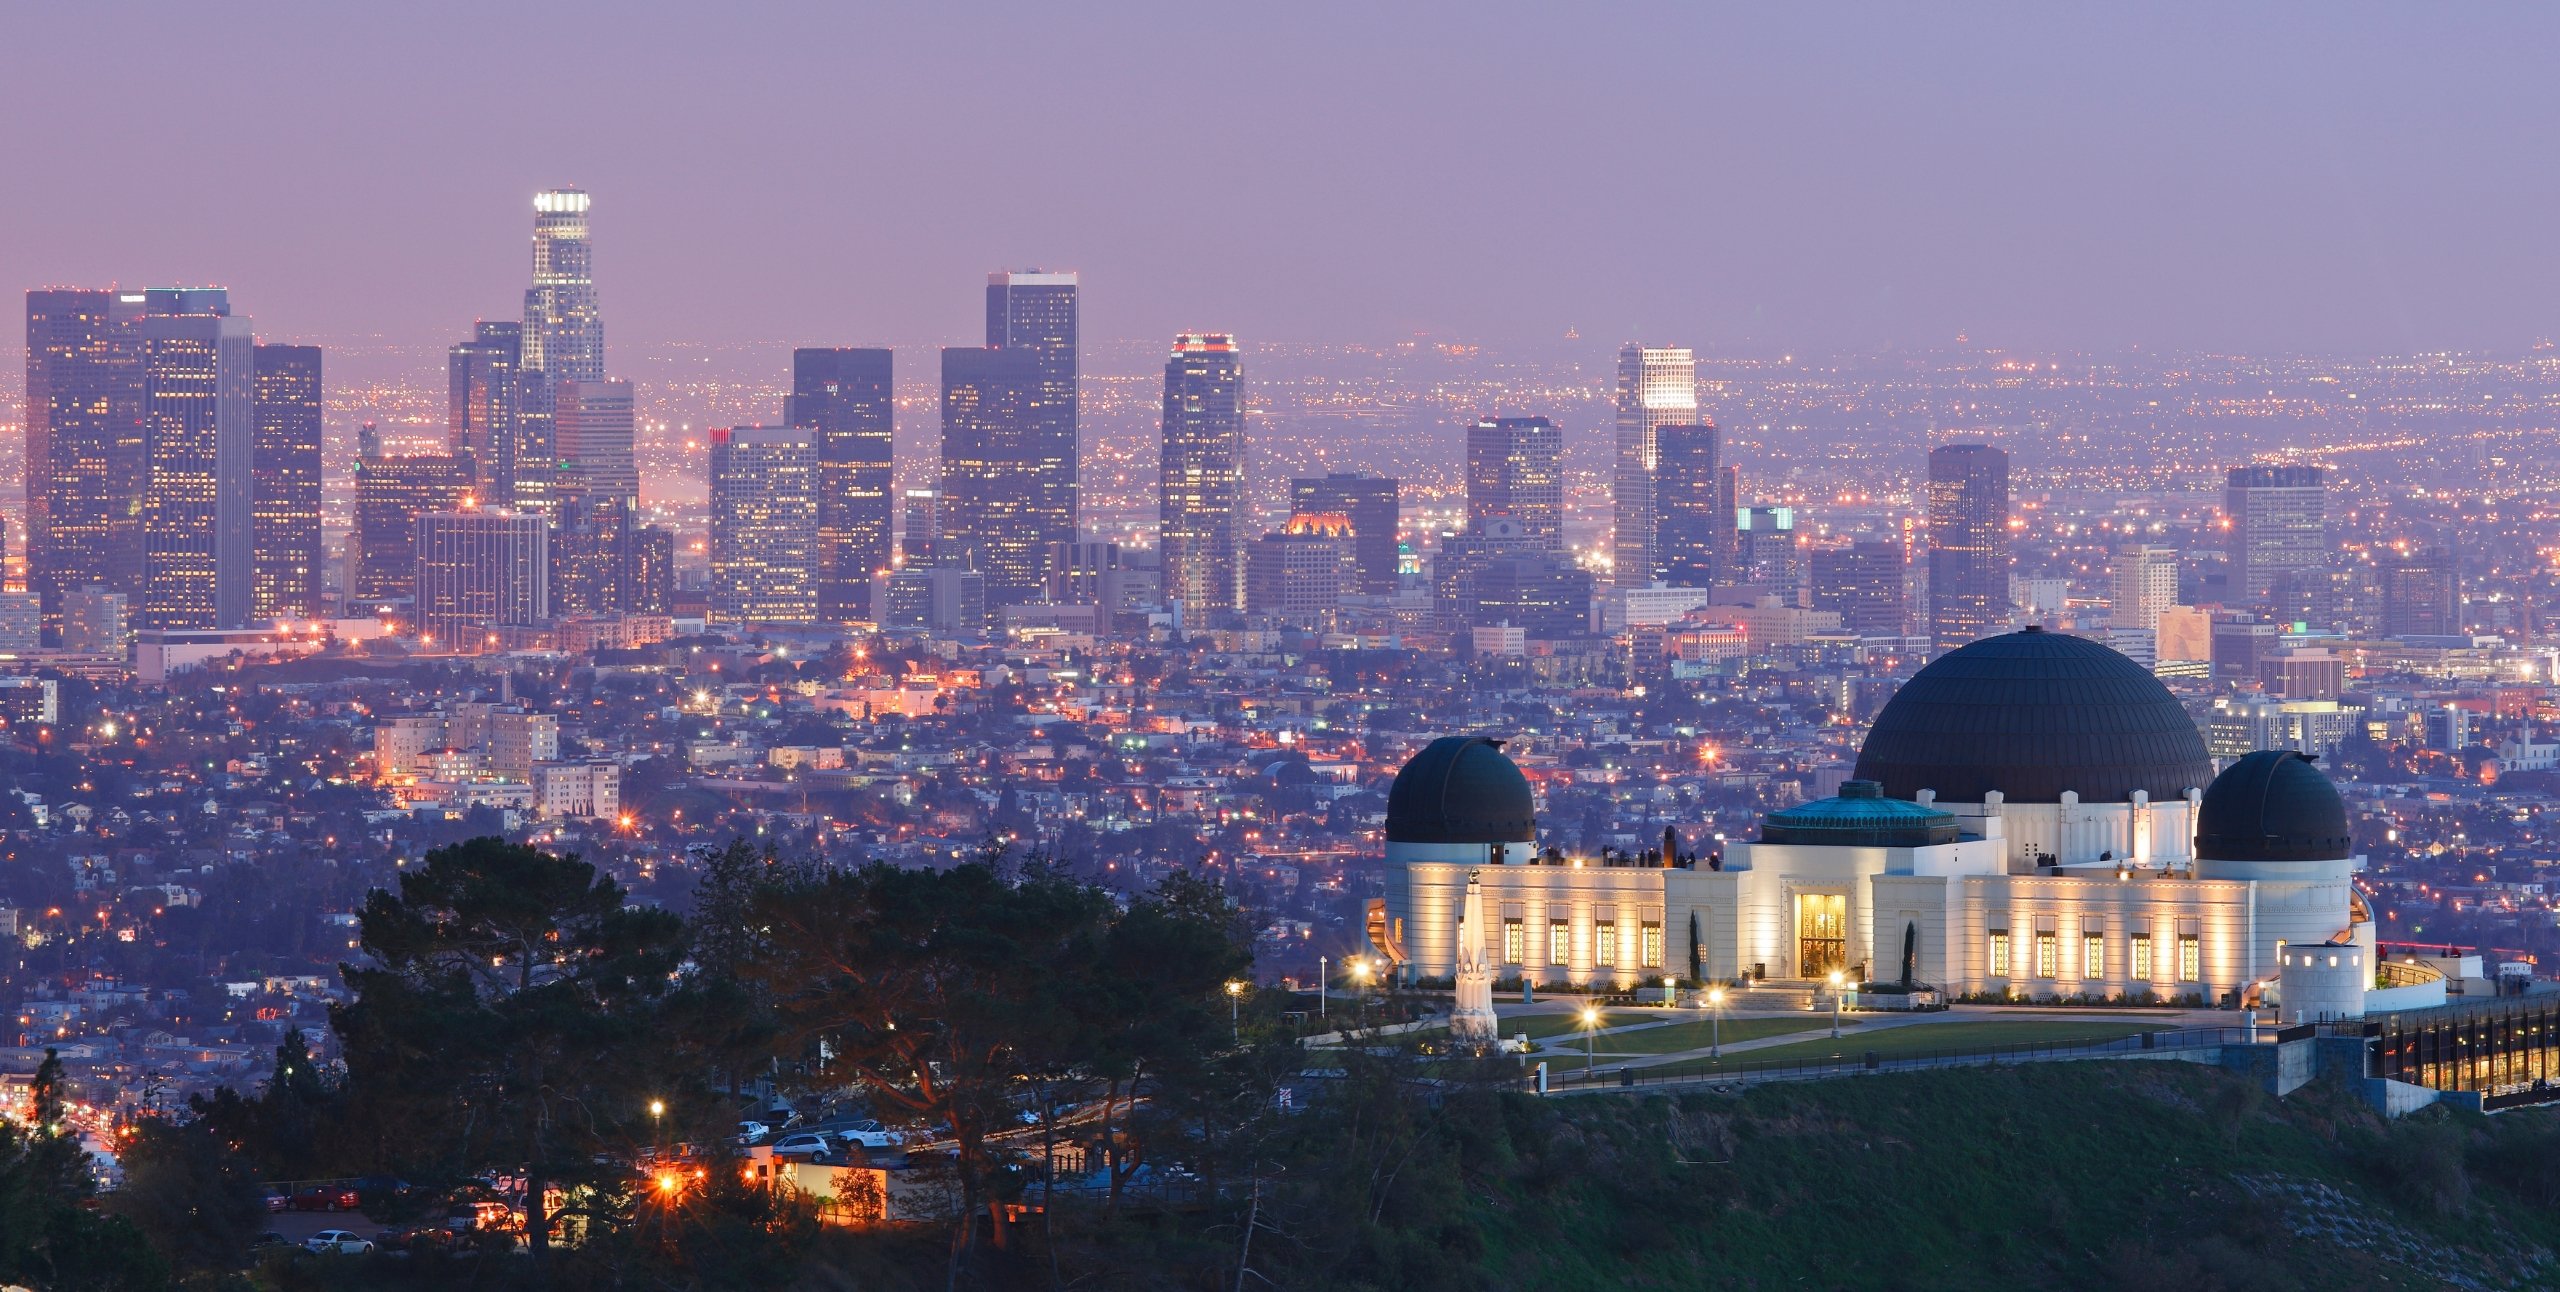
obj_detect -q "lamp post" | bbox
[1318,955,1328,1019]
[1580,1004,1601,1077]
[1226,980,1245,1041]
[1828,969,1845,1039]
[1707,986,1724,1059]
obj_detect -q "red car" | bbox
[291,1185,360,1212]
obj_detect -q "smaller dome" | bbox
[1385,736,1536,845]
[2195,751,2352,862]
[1762,780,1961,848]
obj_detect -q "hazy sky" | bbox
[5,4,2556,359]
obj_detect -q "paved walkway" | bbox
[1498,1002,2228,1073]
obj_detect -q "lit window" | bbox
[2131,935,2153,981]
[1641,922,1664,968]
[2035,933,2058,979]
[2083,934,2105,980]
[2178,935,2201,982]
[1595,922,1618,967]
[1549,920,1569,966]
[1503,919,1524,965]
[1989,932,2010,976]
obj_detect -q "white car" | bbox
[734,1120,771,1145]
[839,1120,905,1149]
[306,1229,374,1255]
[768,1132,832,1157]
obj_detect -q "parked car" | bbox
[291,1184,360,1212]
[768,1132,832,1157]
[734,1120,771,1144]
[248,1232,295,1254]
[261,1190,290,1213]
[305,1229,375,1255]
[839,1120,905,1149]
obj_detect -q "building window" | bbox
[2131,935,2153,981]
[1595,921,1618,967]
[1503,918,1524,965]
[1988,931,2010,977]
[2178,934,2201,982]
[1549,921,1569,967]
[1641,922,1664,968]
[2083,934,2105,980]
[2034,933,2058,980]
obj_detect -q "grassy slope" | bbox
[1451,1062,2560,1292]
[1634,1018,2169,1075]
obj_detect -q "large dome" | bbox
[1386,736,1536,845]
[1851,627,2214,804]
[2195,750,2352,862]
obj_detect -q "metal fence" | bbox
[1540,1025,2261,1094]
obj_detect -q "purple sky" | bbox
[5,4,2555,358]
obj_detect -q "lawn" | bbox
[1582,1015,1840,1054]
[1499,1010,1656,1042]
[1635,1018,2171,1079]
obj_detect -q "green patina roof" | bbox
[1762,780,1961,848]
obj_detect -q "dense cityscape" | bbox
[10,7,2560,1291]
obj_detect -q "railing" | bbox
[1540,1025,2262,1095]
[2376,960,2444,989]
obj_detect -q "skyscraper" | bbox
[2111,545,2181,634]
[516,188,603,521]
[25,289,144,627]
[2224,465,2328,608]
[901,488,941,568]
[550,495,632,618]
[938,346,1048,605]
[1925,443,2010,651]
[1655,421,1726,588]
[1465,416,1563,550]
[353,444,472,605]
[250,344,323,621]
[414,509,549,650]
[1159,333,1245,616]
[708,426,817,626]
[2378,546,2459,637]
[1810,540,1906,636]
[135,289,255,631]
[1290,473,1400,595]
[1245,514,1354,630]
[1611,344,1696,586]
[983,270,1078,578]
[1733,506,1801,596]
[555,378,637,507]
[785,348,894,621]
[447,321,524,507]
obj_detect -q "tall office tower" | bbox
[352,446,472,604]
[1245,515,1355,630]
[2378,546,2459,637]
[1925,443,2011,651]
[1159,333,1245,616]
[554,378,637,507]
[785,348,894,620]
[134,289,255,631]
[1810,540,1906,635]
[938,346,1050,604]
[250,344,323,621]
[447,322,524,506]
[983,270,1078,571]
[550,495,631,617]
[1465,416,1564,550]
[60,586,130,656]
[2111,545,2181,634]
[413,509,549,649]
[708,426,817,625]
[1733,505,1803,594]
[1655,421,1727,587]
[1435,517,1594,641]
[516,189,602,520]
[2224,464,2328,607]
[1290,473,1400,595]
[25,289,144,627]
[626,525,675,615]
[1611,344,1697,585]
[901,488,941,567]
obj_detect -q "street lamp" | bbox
[1226,980,1245,1041]
[1319,955,1328,1019]
[1828,969,1846,1039]
[1707,986,1725,1059]
[1580,1004,1601,1076]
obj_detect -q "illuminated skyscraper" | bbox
[447,321,525,507]
[136,289,255,631]
[1611,343,1696,585]
[514,188,602,520]
[414,508,549,650]
[1465,416,1563,550]
[1810,540,1906,636]
[550,496,631,618]
[250,344,322,621]
[555,378,637,507]
[353,443,472,605]
[938,346,1048,605]
[1655,421,1726,587]
[1925,443,2011,651]
[708,426,817,625]
[25,289,144,627]
[786,348,894,620]
[1290,473,1400,596]
[2378,546,2458,637]
[2111,545,2181,634]
[983,270,1078,576]
[2224,465,2327,608]
[1159,333,1245,615]
[901,488,941,567]
[1245,514,1354,630]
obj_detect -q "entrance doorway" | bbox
[1796,892,1846,980]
